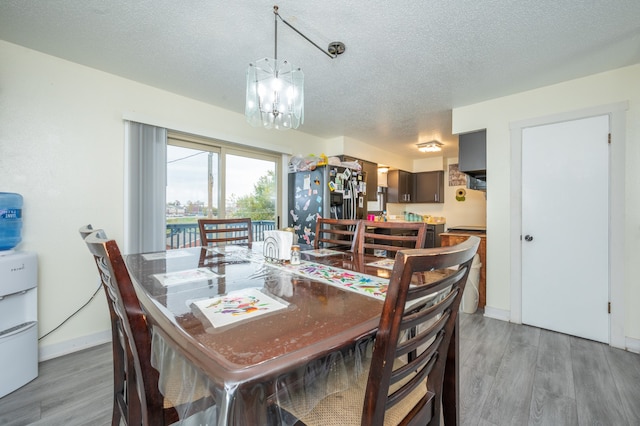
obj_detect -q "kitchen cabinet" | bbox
[341,156,378,201]
[414,171,444,203]
[458,129,486,180]
[388,170,444,203]
[440,231,486,308]
[387,170,413,203]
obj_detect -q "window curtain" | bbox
[124,121,167,254]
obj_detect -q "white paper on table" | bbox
[143,250,192,261]
[192,288,288,329]
[153,268,222,287]
[301,248,344,257]
[263,230,293,260]
[366,258,396,270]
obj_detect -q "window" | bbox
[166,133,281,248]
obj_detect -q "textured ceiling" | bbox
[1,0,639,159]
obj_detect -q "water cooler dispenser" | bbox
[0,192,38,397]
[0,252,38,398]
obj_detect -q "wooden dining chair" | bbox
[278,236,480,426]
[198,218,253,248]
[80,227,214,425]
[314,218,361,251]
[356,220,428,257]
[79,224,130,425]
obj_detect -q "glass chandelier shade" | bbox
[245,57,304,130]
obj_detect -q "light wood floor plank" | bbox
[533,329,575,398]
[480,340,538,425]
[570,336,629,425]
[508,322,540,348]
[460,366,494,426]
[604,345,640,424]
[0,343,113,426]
[461,315,512,376]
[528,387,578,426]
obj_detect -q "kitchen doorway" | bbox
[508,102,627,348]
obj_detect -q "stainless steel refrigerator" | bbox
[287,165,367,246]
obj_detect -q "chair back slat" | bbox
[198,218,252,248]
[362,236,480,426]
[357,221,428,256]
[314,218,361,251]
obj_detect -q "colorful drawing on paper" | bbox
[193,288,288,328]
[281,262,389,300]
[153,268,222,287]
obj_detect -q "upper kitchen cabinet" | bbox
[387,169,413,203]
[458,129,486,180]
[341,156,378,201]
[414,171,444,203]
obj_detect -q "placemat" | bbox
[192,288,288,328]
[280,262,389,300]
[300,248,345,257]
[153,268,223,287]
[143,250,192,261]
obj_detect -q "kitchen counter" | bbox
[440,231,487,308]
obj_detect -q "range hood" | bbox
[458,129,486,181]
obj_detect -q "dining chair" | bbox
[198,218,253,248]
[314,218,361,251]
[79,224,130,425]
[80,226,214,425]
[356,220,428,257]
[278,236,480,426]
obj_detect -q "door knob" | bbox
[524,235,534,242]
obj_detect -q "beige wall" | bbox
[452,64,640,344]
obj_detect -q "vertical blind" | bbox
[124,121,167,253]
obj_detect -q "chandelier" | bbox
[245,6,345,130]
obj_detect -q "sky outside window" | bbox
[167,146,274,206]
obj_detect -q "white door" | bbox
[521,114,609,343]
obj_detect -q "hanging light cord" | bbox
[273,5,343,59]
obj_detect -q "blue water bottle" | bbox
[0,192,23,251]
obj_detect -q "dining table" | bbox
[124,243,460,425]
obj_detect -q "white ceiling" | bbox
[1,1,639,159]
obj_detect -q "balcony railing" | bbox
[166,220,277,250]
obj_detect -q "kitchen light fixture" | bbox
[417,140,443,153]
[245,5,345,130]
[377,167,389,173]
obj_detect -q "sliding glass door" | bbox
[166,134,280,248]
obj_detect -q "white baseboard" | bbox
[38,330,111,362]
[483,306,511,322]
[626,336,640,354]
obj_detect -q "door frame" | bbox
[509,101,628,349]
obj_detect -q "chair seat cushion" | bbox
[283,358,428,426]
